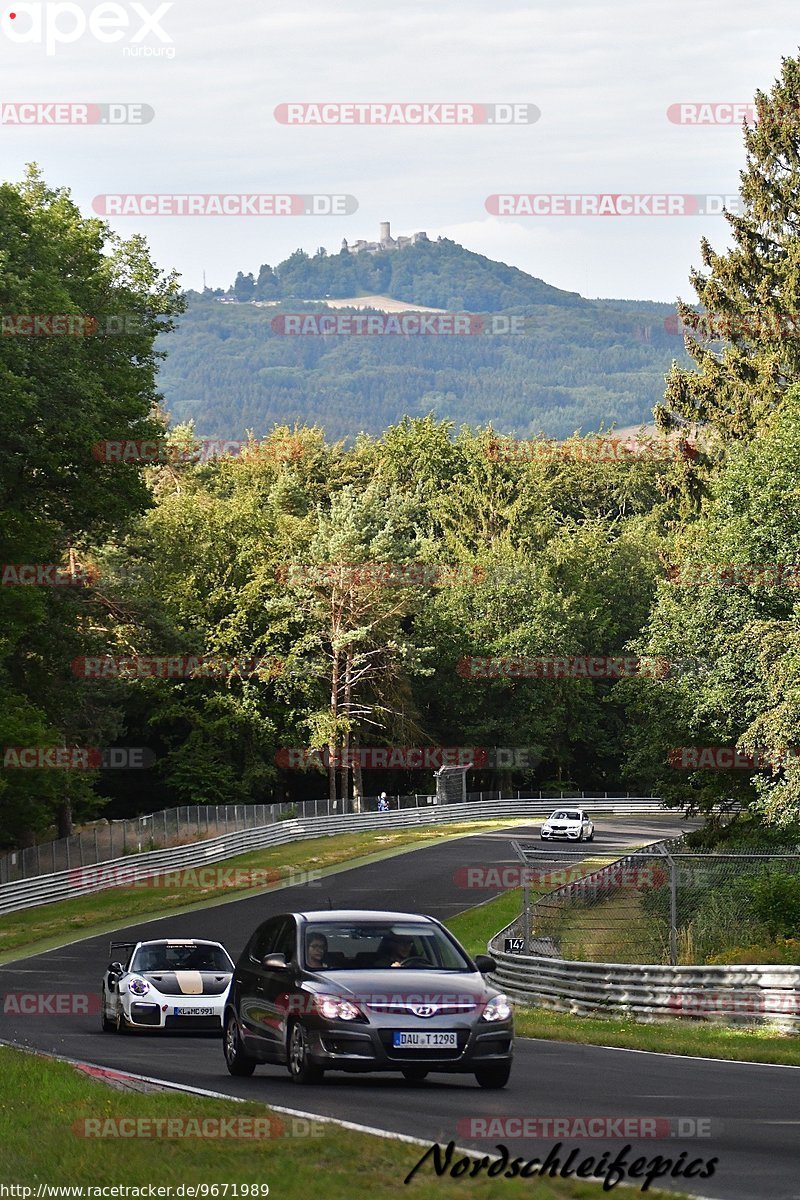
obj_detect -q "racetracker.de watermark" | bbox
[91,194,357,216]
[486,436,696,462]
[274,102,540,125]
[0,102,154,124]
[664,311,800,340]
[275,746,487,770]
[91,438,285,463]
[277,562,485,587]
[666,562,800,588]
[73,1116,324,1139]
[3,991,101,1015]
[452,864,668,891]
[71,655,285,680]
[668,990,800,1016]
[270,313,527,336]
[68,864,323,890]
[485,193,741,216]
[1,563,97,586]
[2,746,155,769]
[1,2,175,57]
[667,746,800,770]
[457,655,670,680]
[457,1116,712,1139]
[2,314,145,336]
[666,101,800,125]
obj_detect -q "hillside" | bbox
[156,238,690,441]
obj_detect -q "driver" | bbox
[375,935,415,968]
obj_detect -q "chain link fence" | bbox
[505,840,800,965]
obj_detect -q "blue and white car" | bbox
[540,808,594,842]
[101,938,234,1033]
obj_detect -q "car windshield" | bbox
[302,923,472,971]
[550,811,582,821]
[130,943,232,973]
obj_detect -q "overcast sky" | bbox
[1,0,799,301]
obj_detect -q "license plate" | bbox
[174,1006,213,1016]
[392,1031,457,1049]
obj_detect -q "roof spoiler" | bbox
[109,940,136,961]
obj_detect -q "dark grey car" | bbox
[223,909,513,1087]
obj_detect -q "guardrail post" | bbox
[523,872,530,952]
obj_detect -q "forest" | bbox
[4,58,800,849]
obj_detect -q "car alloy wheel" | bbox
[288,1021,324,1084]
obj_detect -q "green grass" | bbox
[542,888,667,964]
[0,819,530,963]
[0,1045,686,1198]
[510,1007,800,1064]
[707,939,800,965]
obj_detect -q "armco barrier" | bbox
[0,797,666,916]
[488,857,800,1032]
[486,947,800,1031]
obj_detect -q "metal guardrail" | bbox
[0,796,666,916]
[0,788,653,885]
[488,840,800,1030]
[487,948,800,1031]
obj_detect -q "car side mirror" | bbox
[262,953,288,970]
[107,961,124,976]
[474,954,497,974]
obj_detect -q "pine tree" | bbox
[657,56,800,444]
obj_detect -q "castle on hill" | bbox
[342,221,429,255]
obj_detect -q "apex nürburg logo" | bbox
[1,3,174,57]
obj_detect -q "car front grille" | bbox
[130,1003,161,1026]
[367,1002,476,1016]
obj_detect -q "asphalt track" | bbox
[1,816,796,1200]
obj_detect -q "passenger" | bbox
[306,933,329,970]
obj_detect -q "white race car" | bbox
[101,938,234,1033]
[540,808,595,842]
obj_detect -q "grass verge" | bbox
[0,1044,687,1198]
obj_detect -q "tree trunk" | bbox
[339,652,353,812]
[56,797,73,839]
[329,644,339,812]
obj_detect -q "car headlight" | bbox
[128,977,150,996]
[313,995,363,1021]
[481,994,512,1022]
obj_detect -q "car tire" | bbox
[588,829,594,842]
[401,1068,429,1083]
[101,993,115,1033]
[287,1021,324,1085]
[474,1062,511,1089]
[223,1012,257,1077]
[115,1009,129,1034]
